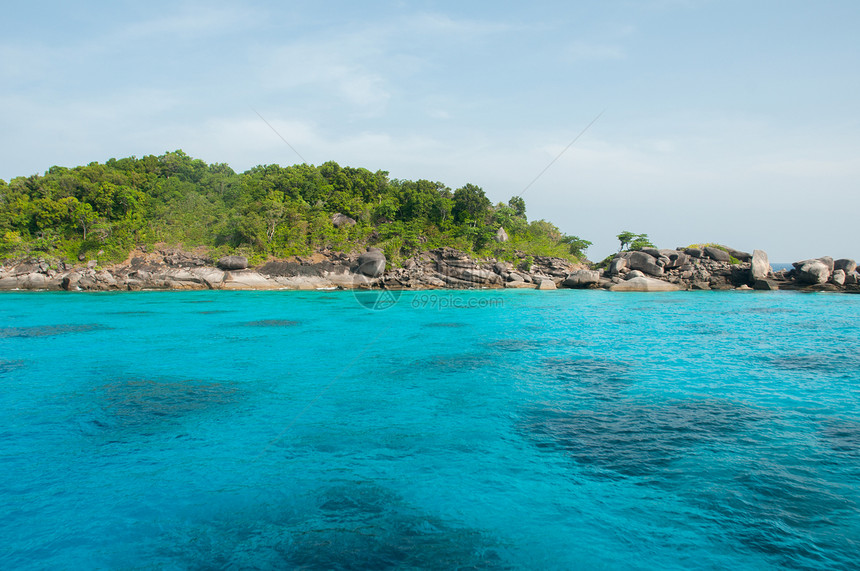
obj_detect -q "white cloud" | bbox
[255,38,391,116]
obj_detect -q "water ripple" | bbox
[0,324,108,338]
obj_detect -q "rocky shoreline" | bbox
[0,245,857,294]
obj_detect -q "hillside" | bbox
[0,151,590,268]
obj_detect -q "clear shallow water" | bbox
[1,289,858,570]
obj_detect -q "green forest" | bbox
[0,150,590,267]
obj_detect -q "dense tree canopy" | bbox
[0,151,590,266]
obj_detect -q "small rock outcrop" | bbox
[793,258,831,285]
[495,227,509,243]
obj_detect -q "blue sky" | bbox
[3,0,858,261]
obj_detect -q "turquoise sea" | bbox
[1,289,859,569]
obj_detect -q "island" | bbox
[0,151,856,293]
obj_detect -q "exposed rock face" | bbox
[331,213,357,228]
[356,248,386,277]
[626,251,664,277]
[610,276,679,292]
[217,256,248,270]
[223,271,278,289]
[793,258,831,285]
[751,250,770,281]
[703,246,731,262]
[495,227,509,243]
[562,270,599,288]
[537,278,557,290]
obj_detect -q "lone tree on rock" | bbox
[617,230,655,251]
[617,231,636,251]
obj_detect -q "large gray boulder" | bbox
[627,251,664,277]
[217,255,248,270]
[460,268,502,285]
[831,269,846,286]
[658,249,689,269]
[495,227,509,243]
[703,246,731,262]
[610,276,680,292]
[608,256,628,275]
[21,272,52,290]
[331,213,357,228]
[793,259,831,285]
[726,247,752,262]
[562,270,599,288]
[356,248,386,277]
[685,247,703,258]
[751,249,770,281]
[834,259,857,274]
